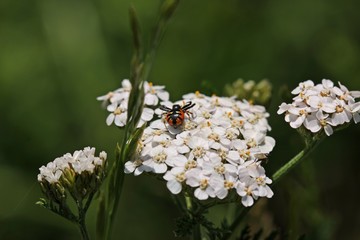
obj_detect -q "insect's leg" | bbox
[160,105,172,111]
[182,102,195,110]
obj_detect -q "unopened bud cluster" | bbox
[37,147,107,204]
[278,79,360,136]
[224,79,272,106]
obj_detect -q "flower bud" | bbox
[37,147,107,212]
[224,79,272,106]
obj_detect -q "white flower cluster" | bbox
[278,79,360,136]
[97,79,170,127]
[37,147,107,184]
[125,92,275,207]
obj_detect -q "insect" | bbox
[160,101,195,128]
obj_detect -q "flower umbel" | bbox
[278,79,360,136]
[124,92,275,207]
[37,147,107,239]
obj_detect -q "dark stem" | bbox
[192,223,201,240]
[84,191,96,213]
[79,220,90,240]
[77,200,90,240]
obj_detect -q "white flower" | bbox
[333,82,360,103]
[163,167,186,194]
[247,164,273,198]
[307,95,336,113]
[38,147,107,183]
[38,163,62,183]
[124,158,152,176]
[186,168,217,200]
[144,81,170,106]
[304,111,334,136]
[143,145,186,174]
[187,136,210,165]
[98,79,170,128]
[285,102,315,128]
[236,178,258,207]
[124,91,275,206]
[137,107,155,127]
[214,173,237,199]
[330,99,353,125]
[278,79,360,136]
[291,80,315,95]
[106,102,128,127]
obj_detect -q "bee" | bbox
[160,101,195,128]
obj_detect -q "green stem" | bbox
[77,201,90,240]
[184,194,201,240]
[84,191,95,213]
[223,133,326,239]
[185,193,192,212]
[79,220,90,240]
[104,163,125,240]
[99,2,180,239]
[272,137,322,184]
[193,223,201,240]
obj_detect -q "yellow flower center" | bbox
[208,133,220,142]
[336,105,344,113]
[193,147,206,159]
[114,107,123,115]
[224,180,234,189]
[256,177,265,186]
[176,172,186,182]
[214,164,226,174]
[184,160,197,170]
[153,152,167,163]
[200,179,208,190]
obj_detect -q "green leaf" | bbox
[129,6,142,60]
[126,76,145,132]
[122,124,145,162]
[160,0,180,21]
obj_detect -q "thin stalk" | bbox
[185,193,192,212]
[84,191,96,213]
[272,126,350,183]
[272,138,322,184]
[99,2,181,239]
[105,155,125,239]
[223,133,326,239]
[77,200,90,240]
[193,223,201,240]
[79,220,90,240]
[185,194,201,240]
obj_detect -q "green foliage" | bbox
[174,207,230,239]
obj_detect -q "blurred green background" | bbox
[1,0,360,239]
